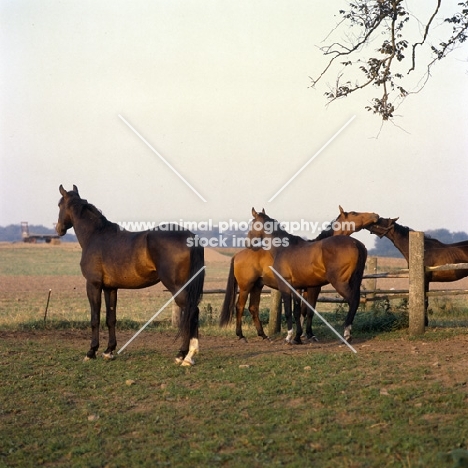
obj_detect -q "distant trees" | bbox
[311,1,468,120]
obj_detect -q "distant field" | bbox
[1,242,467,330]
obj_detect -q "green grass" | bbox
[1,244,468,467]
[0,244,82,276]
[1,331,467,467]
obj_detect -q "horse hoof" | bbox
[175,356,184,365]
[238,337,248,343]
[292,339,303,345]
[307,335,319,343]
[102,352,115,360]
[83,355,95,362]
[181,358,194,367]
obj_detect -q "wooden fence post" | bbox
[268,290,282,336]
[366,257,377,309]
[409,231,425,335]
[172,303,181,328]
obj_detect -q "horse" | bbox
[221,207,371,343]
[366,217,468,319]
[220,206,377,342]
[56,185,205,366]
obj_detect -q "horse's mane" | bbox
[313,218,336,241]
[394,221,444,245]
[263,216,303,245]
[393,222,413,237]
[69,197,118,232]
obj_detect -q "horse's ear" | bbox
[252,208,258,218]
[339,205,344,215]
[391,217,399,224]
[261,208,265,214]
[59,185,67,197]
[73,185,79,195]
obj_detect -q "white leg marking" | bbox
[344,325,352,342]
[181,338,199,367]
[102,351,115,360]
[285,329,294,344]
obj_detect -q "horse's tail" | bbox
[219,257,237,327]
[350,240,367,300]
[179,244,205,343]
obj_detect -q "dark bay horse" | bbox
[367,217,468,281]
[367,217,468,319]
[56,185,204,366]
[221,207,371,343]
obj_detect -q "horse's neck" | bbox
[72,206,107,248]
[385,225,410,261]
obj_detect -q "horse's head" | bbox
[56,184,81,236]
[247,207,273,249]
[332,206,380,235]
[366,217,399,238]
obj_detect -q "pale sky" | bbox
[1,1,467,248]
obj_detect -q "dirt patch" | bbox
[2,329,467,382]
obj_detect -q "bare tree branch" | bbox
[312,0,468,121]
[408,0,441,73]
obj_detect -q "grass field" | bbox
[1,243,468,467]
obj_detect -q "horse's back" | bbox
[425,238,468,281]
[275,235,366,287]
[81,228,194,289]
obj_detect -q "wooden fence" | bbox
[172,232,468,335]
[269,233,468,335]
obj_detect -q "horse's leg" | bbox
[235,290,250,342]
[334,282,359,342]
[248,284,268,340]
[175,293,190,364]
[85,281,102,361]
[103,288,117,360]
[281,291,295,344]
[292,293,303,344]
[173,290,201,367]
[296,290,305,337]
[305,287,320,342]
[180,308,200,367]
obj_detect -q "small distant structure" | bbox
[21,222,60,244]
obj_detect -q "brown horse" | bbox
[367,217,468,319]
[221,207,372,343]
[367,217,468,281]
[56,185,204,366]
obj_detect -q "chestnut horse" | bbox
[244,208,368,343]
[367,217,468,319]
[56,185,204,366]
[220,207,375,342]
